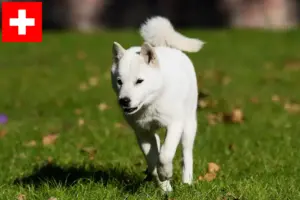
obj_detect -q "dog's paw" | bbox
[158,180,173,193]
[157,161,173,181]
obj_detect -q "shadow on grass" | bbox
[13,163,147,194]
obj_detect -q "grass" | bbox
[0,30,300,200]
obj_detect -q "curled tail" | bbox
[139,16,204,53]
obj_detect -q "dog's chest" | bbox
[130,106,165,132]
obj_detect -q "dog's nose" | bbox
[119,97,131,107]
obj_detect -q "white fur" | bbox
[140,16,204,53]
[110,16,203,192]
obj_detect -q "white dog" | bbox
[110,16,204,192]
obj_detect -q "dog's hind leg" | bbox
[135,131,172,192]
[181,116,197,184]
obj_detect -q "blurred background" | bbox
[1,0,299,31]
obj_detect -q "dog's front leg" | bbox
[157,122,183,182]
[135,130,172,192]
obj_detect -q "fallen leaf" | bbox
[198,99,218,109]
[228,143,236,152]
[79,82,88,91]
[198,99,208,108]
[81,147,97,160]
[74,108,82,115]
[231,108,244,123]
[48,197,57,200]
[198,172,216,182]
[207,113,223,125]
[223,108,244,124]
[17,194,26,200]
[208,162,220,173]
[77,50,87,60]
[114,122,127,129]
[222,76,231,85]
[207,113,218,125]
[47,156,53,164]
[284,59,300,71]
[42,134,59,146]
[284,102,300,114]
[0,130,7,138]
[88,76,99,86]
[78,118,85,126]
[198,162,221,182]
[271,94,280,103]
[250,97,259,104]
[98,102,110,111]
[24,140,37,147]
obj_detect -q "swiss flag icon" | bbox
[2,2,42,42]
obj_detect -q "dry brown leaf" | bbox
[42,134,59,146]
[77,51,87,60]
[114,122,127,129]
[74,108,82,115]
[0,130,7,138]
[198,99,218,109]
[198,172,217,182]
[207,113,223,125]
[231,108,244,123]
[98,102,110,111]
[208,162,220,173]
[284,59,300,71]
[48,197,58,200]
[222,76,231,85]
[199,162,221,182]
[271,95,280,103]
[207,113,218,125]
[81,147,97,160]
[198,99,208,108]
[228,143,236,152]
[47,156,53,164]
[284,102,300,113]
[250,97,259,104]
[79,82,88,91]
[78,118,85,126]
[17,194,26,200]
[88,77,99,86]
[24,140,37,147]
[223,108,244,124]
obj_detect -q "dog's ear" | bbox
[112,42,125,63]
[140,42,158,66]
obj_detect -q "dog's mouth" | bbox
[123,107,139,115]
[122,102,144,115]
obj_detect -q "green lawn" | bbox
[0,30,300,200]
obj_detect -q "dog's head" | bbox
[111,42,163,115]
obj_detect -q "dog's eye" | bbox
[135,79,144,85]
[117,79,123,86]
